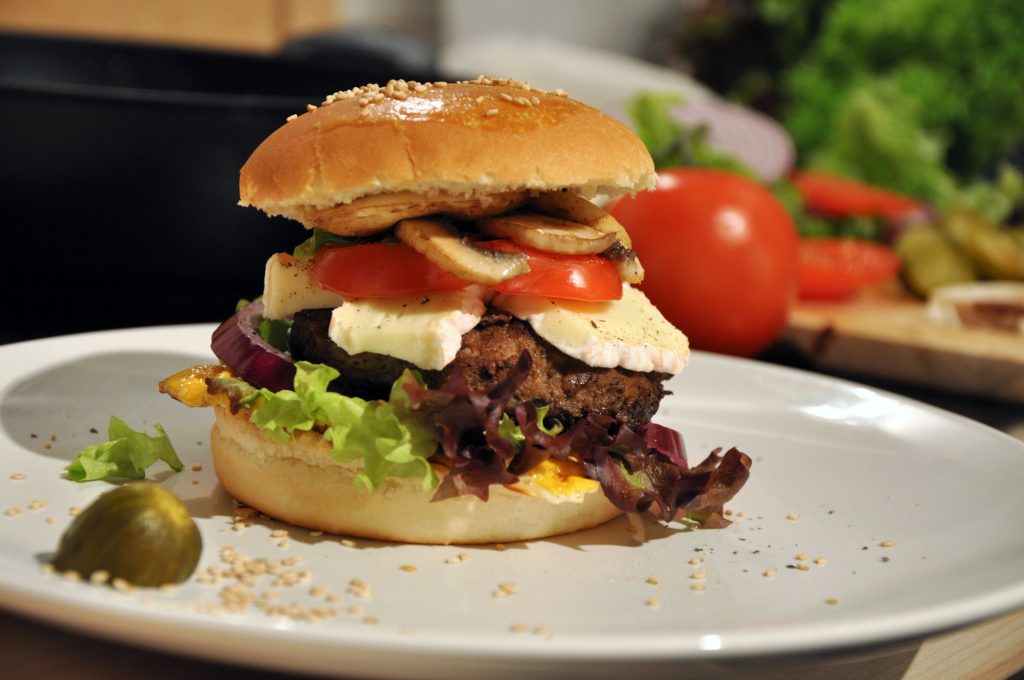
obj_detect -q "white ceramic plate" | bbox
[1,325,1023,678]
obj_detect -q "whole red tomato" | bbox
[609,169,799,356]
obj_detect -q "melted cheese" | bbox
[158,364,233,410]
[508,458,601,504]
[328,290,486,370]
[493,284,689,373]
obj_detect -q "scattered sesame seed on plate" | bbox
[815,557,828,565]
[762,569,776,578]
[690,583,706,592]
[399,565,417,573]
[645,598,662,608]
[880,540,896,548]
[690,571,707,580]
[786,513,801,521]
[646,577,659,586]
[688,557,703,566]
[795,553,809,561]
[826,597,840,606]
[9,473,25,481]
[509,623,529,633]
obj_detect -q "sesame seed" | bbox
[690,583,706,592]
[762,569,775,578]
[826,597,840,606]
[363,615,380,625]
[494,544,507,551]
[286,114,298,122]
[499,92,513,102]
[645,598,661,608]
[271,530,288,538]
[814,557,828,566]
[399,565,417,573]
[191,464,203,472]
[276,540,289,549]
[306,104,317,112]
[341,539,357,548]
[191,479,199,486]
[509,623,529,633]
[796,563,810,572]
[880,540,896,548]
[9,473,25,481]
[90,570,110,585]
[688,557,703,566]
[444,556,461,564]
[4,507,23,517]
[348,604,367,616]
[646,577,659,586]
[45,517,57,525]
[795,553,809,561]
[485,108,499,117]
[475,96,485,103]
[348,579,372,599]
[690,571,707,580]
[41,563,55,575]
[62,570,82,583]
[68,506,82,517]
[158,583,177,594]
[786,513,801,521]
[531,96,541,105]
[309,530,323,537]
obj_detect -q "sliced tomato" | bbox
[309,240,622,301]
[792,170,922,220]
[477,240,622,301]
[310,242,468,298]
[798,238,902,301]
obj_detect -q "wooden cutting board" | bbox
[783,282,1024,404]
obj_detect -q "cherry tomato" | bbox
[309,240,621,301]
[792,170,922,220]
[798,238,902,301]
[609,169,799,356]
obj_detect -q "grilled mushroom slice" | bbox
[293,190,528,237]
[528,191,633,249]
[476,212,618,255]
[395,218,530,285]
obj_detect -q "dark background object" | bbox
[0,32,439,344]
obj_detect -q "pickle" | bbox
[964,227,1024,280]
[895,226,977,297]
[940,208,990,247]
[52,482,201,586]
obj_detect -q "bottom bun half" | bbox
[210,406,623,545]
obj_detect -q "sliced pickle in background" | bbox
[896,225,977,297]
[964,227,1024,280]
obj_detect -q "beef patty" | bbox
[289,308,669,429]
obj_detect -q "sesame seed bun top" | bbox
[238,77,656,222]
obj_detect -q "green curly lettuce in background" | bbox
[672,0,1024,205]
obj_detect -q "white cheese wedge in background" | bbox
[329,290,486,370]
[263,253,346,320]
[493,284,690,374]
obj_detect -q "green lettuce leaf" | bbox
[248,362,439,493]
[66,416,183,482]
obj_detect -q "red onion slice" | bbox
[211,302,295,392]
[672,99,795,184]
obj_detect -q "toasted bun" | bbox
[210,406,623,545]
[239,77,656,221]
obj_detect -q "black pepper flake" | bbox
[30,433,37,439]
[590,320,598,329]
[880,556,891,563]
[89,428,98,434]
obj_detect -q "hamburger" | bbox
[160,76,751,545]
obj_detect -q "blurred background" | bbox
[1,0,1022,412]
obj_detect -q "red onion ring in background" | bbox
[211,301,295,392]
[672,99,795,184]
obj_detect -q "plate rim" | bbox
[2,323,1023,673]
